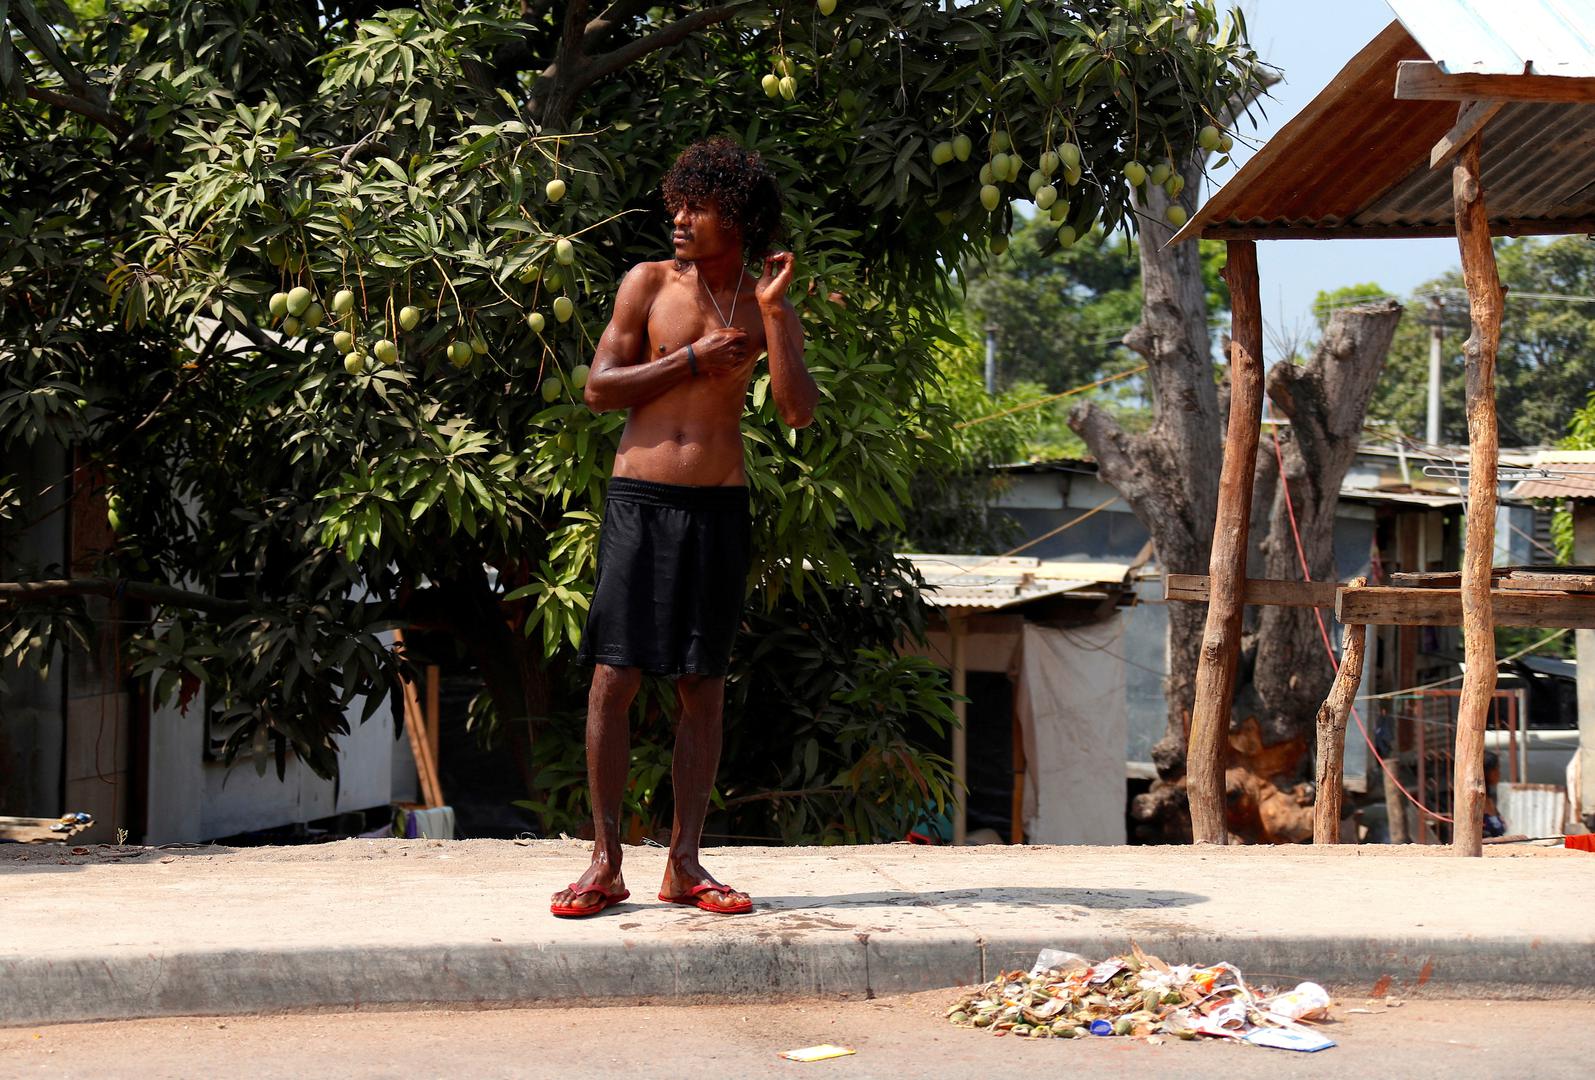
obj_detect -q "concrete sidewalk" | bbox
[3,839,1592,1026]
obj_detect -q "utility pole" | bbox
[1426,295,1445,446]
[984,324,998,396]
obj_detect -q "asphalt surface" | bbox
[3,992,1591,1079]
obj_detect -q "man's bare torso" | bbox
[613,261,765,487]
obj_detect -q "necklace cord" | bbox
[698,267,740,328]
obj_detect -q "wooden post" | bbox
[950,613,968,845]
[1187,239,1265,845]
[393,629,445,810]
[425,664,441,775]
[1314,579,1368,844]
[1387,518,1420,844]
[1451,136,1503,857]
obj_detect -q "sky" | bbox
[1209,0,1461,361]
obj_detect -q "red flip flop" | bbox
[657,882,754,915]
[550,884,631,918]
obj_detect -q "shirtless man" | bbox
[549,138,818,918]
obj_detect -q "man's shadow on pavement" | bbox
[748,887,1204,913]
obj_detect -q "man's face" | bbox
[671,198,740,262]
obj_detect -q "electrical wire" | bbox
[1269,422,1454,824]
[952,364,1149,430]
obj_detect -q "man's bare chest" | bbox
[646,280,767,357]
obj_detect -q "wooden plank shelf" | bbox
[1389,566,1595,592]
[1167,573,1595,628]
[1337,586,1595,628]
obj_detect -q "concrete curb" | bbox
[6,929,1591,1027]
[6,840,1594,1026]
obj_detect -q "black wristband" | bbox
[686,342,699,376]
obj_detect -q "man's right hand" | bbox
[693,327,749,376]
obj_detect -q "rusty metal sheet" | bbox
[1175,19,1595,242]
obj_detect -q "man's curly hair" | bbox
[661,137,784,261]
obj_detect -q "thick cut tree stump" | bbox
[1313,579,1368,845]
[1187,239,1264,845]
[1452,136,1503,858]
[1251,301,1401,747]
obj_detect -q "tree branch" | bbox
[580,0,653,52]
[24,85,131,139]
[556,0,592,69]
[0,578,251,616]
[578,2,753,91]
[10,0,106,108]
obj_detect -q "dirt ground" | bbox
[4,991,1592,1080]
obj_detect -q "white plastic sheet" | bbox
[1018,619,1128,845]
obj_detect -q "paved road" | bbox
[4,992,1591,1079]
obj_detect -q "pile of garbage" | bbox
[945,945,1334,1051]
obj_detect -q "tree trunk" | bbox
[1248,302,1404,739]
[1208,301,1403,843]
[1452,138,1503,857]
[1080,231,1405,842]
[1071,159,1220,841]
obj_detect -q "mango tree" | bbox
[1,0,1262,835]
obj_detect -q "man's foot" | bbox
[658,861,753,914]
[550,862,627,918]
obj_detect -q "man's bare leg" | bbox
[660,674,750,911]
[550,663,640,912]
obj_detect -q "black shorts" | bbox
[577,477,752,677]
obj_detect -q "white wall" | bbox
[143,686,400,844]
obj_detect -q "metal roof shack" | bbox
[1166,0,1595,854]
[1509,450,1595,500]
[1172,5,1595,242]
[901,554,1131,616]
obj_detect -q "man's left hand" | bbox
[755,252,795,310]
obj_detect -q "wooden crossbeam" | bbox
[1169,573,1595,627]
[1164,573,1340,608]
[1396,60,1595,103]
[1337,586,1595,628]
[1431,100,1505,168]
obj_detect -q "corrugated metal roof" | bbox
[1388,0,1595,77]
[1341,488,1465,508]
[902,554,1130,611]
[1174,19,1595,242]
[1508,450,1595,499]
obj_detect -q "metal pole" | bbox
[1426,297,1444,446]
[984,324,998,396]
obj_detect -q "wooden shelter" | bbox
[1169,3,1595,855]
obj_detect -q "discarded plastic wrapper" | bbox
[943,944,1336,1047]
[1264,982,1331,1022]
[1244,1027,1336,1053]
[778,1045,856,1062]
[1029,949,1088,977]
[1185,999,1250,1039]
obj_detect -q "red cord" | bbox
[1269,423,1453,824]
